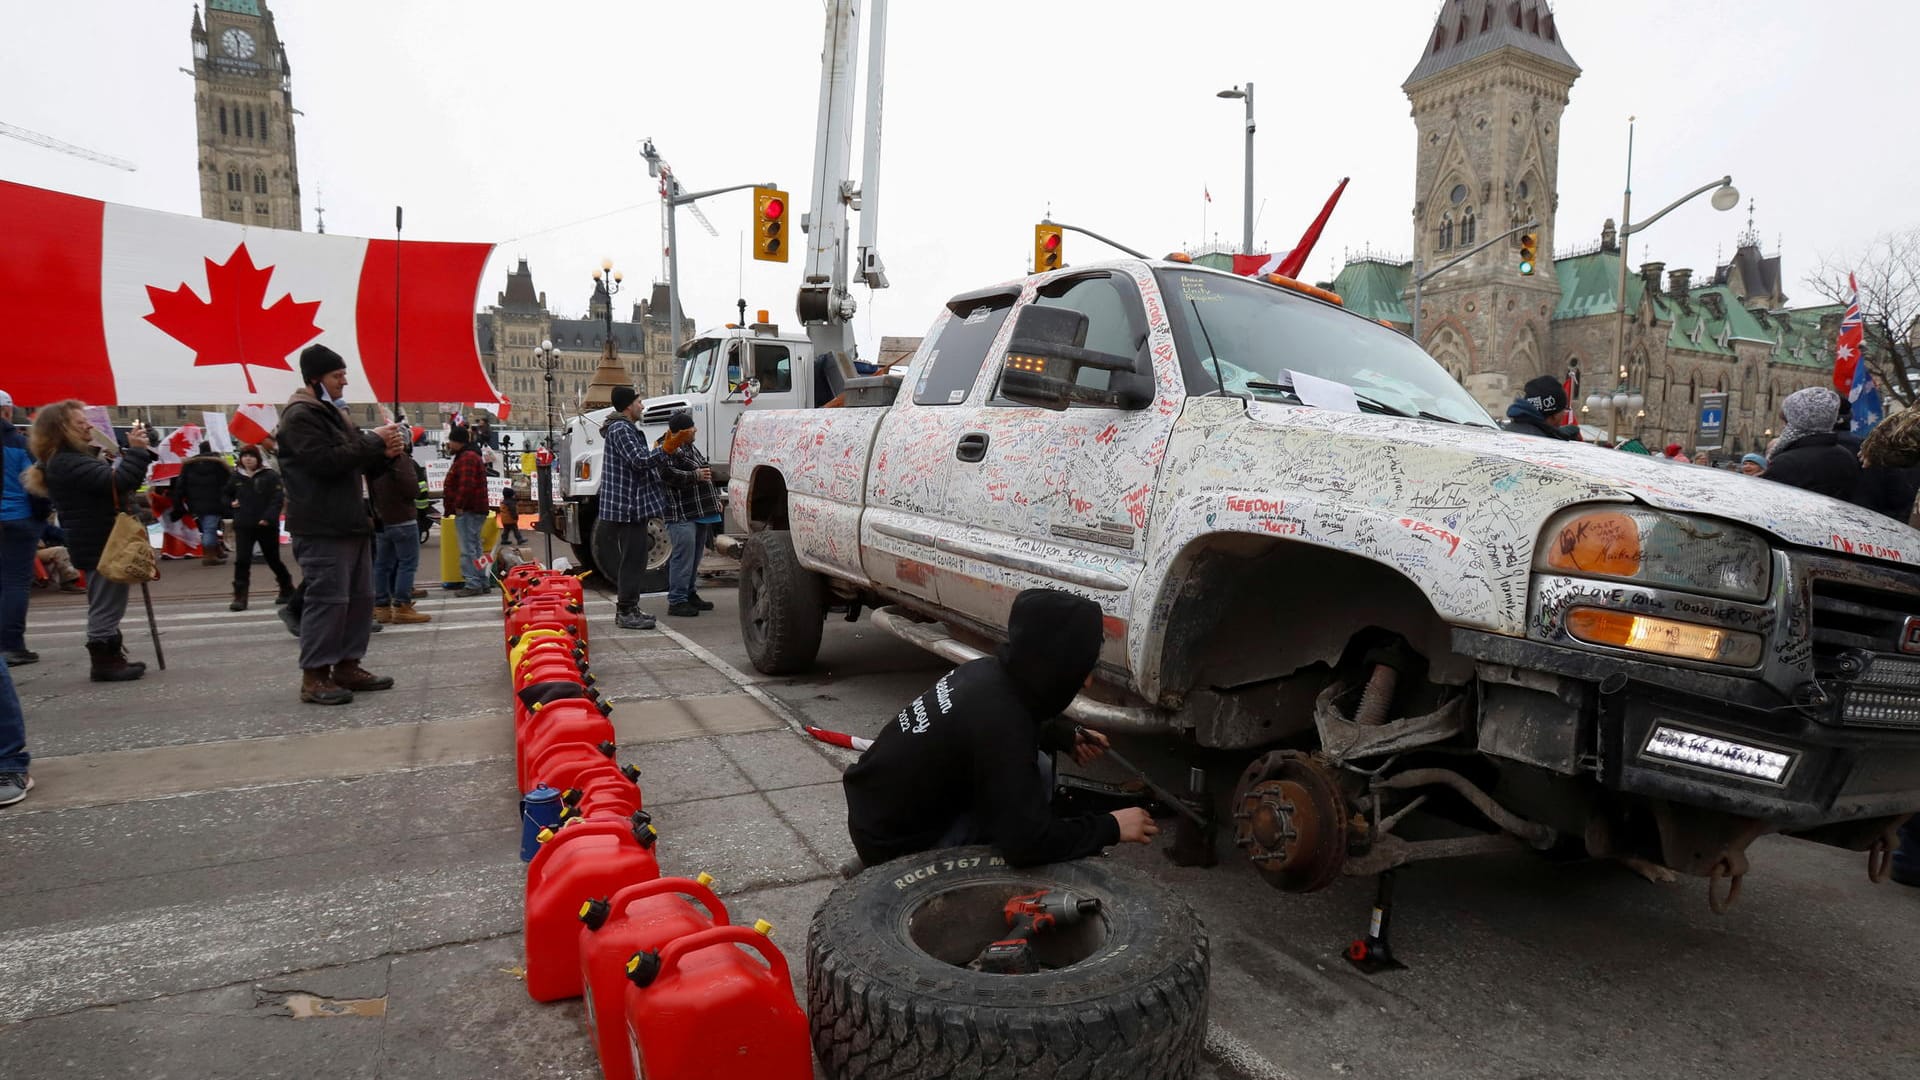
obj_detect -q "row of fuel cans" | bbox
[500,565,813,1080]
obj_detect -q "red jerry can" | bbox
[507,627,575,668]
[501,564,549,606]
[506,600,587,648]
[523,813,663,1002]
[558,761,643,824]
[577,874,727,1080]
[622,922,812,1080]
[521,573,585,607]
[514,648,590,689]
[517,701,616,789]
[515,686,605,744]
[525,738,620,794]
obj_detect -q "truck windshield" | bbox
[1154,269,1495,427]
[678,339,721,395]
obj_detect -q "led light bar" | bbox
[1642,725,1793,783]
[1840,688,1920,729]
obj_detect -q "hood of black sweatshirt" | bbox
[994,589,1103,721]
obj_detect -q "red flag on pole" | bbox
[1275,177,1349,280]
[1833,272,1864,393]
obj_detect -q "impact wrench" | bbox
[1073,724,1207,828]
[972,890,1102,974]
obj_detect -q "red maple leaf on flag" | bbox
[144,244,324,394]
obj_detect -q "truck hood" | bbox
[1242,401,1919,567]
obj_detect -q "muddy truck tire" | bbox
[739,530,825,674]
[806,847,1210,1080]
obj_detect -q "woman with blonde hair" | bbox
[22,401,156,680]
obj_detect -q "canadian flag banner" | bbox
[151,423,203,484]
[1,179,499,408]
[230,403,279,446]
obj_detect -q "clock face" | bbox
[221,28,256,60]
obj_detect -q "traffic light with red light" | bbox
[1034,223,1064,272]
[1518,232,1538,276]
[753,187,789,263]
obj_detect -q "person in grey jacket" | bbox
[23,400,155,681]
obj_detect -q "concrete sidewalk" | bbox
[0,542,853,1078]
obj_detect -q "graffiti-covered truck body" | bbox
[729,258,1920,896]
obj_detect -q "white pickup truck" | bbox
[727,258,1920,904]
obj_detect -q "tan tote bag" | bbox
[96,482,157,585]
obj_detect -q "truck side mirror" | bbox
[998,305,1149,412]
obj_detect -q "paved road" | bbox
[663,573,1920,1080]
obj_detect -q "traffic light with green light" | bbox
[1034,223,1063,272]
[753,187,789,263]
[1518,232,1538,276]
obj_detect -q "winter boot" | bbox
[275,583,296,605]
[87,636,147,682]
[687,590,715,611]
[388,602,431,625]
[373,604,393,624]
[301,667,353,706]
[202,553,227,567]
[230,589,248,612]
[331,659,395,692]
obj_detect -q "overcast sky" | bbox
[4,1,1915,367]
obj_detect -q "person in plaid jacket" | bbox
[442,425,492,596]
[658,411,722,617]
[598,387,668,629]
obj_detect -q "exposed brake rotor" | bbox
[1231,750,1349,893]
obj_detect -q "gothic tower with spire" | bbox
[1403,0,1578,410]
[191,1,303,231]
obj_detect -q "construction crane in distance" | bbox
[0,121,138,172]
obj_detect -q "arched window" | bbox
[1437,211,1454,251]
[1460,207,1476,245]
[226,168,241,192]
[253,170,267,195]
[218,106,228,136]
[245,110,254,140]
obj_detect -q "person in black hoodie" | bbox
[842,589,1159,868]
[1503,375,1579,440]
[179,441,231,565]
[222,443,294,611]
[1763,387,1859,501]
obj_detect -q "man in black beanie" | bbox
[842,588,1159,868]
[275,344,407,705]
[1504,374,1578,440]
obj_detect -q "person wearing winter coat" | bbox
[22,400,155,681]
[1763,387,1860,502]
[367,451,429,625]
[1,388,54,666]
[1503,375,1579,440]
[276,344,407,706]
[841,589,1159,869]
[657,411,722,617]
[222,443,294,611]
[179,441,232,565]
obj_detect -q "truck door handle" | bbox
[956,433,990,462]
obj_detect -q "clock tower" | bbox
[191,1,302,231]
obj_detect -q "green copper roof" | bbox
[1552,250,1643,321]
[1330,258,1411,323]
[1761,303,1844,370]
[208,0,262,16]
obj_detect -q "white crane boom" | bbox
[0,121,138,171]
[797,0,887,378]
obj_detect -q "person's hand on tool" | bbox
[1068,726,1110,765]
[1110,806,1159,844]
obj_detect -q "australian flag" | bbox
[1838,274,1884,435]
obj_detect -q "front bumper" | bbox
[1455,627,1920,830]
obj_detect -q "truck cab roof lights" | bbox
[1264,274,1344,307]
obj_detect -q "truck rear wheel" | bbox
[739,530,825,674]
[807,847,1210,1080]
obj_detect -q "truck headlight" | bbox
[1536,507,1771,603]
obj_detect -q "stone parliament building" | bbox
[1324,0,1836,456]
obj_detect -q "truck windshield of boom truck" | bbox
[678,339,720,395]
[1155,269,1496,428]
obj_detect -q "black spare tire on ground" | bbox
[807,846,1210,1080]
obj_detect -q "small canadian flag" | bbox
[230,403,279,446]
[0,179,503,409]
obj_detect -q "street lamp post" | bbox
[1216,83,1254,254]
[1606,117,1739,447]
[1585,367,1646,447]
[592,258,623,339]
[534,339,560,565]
